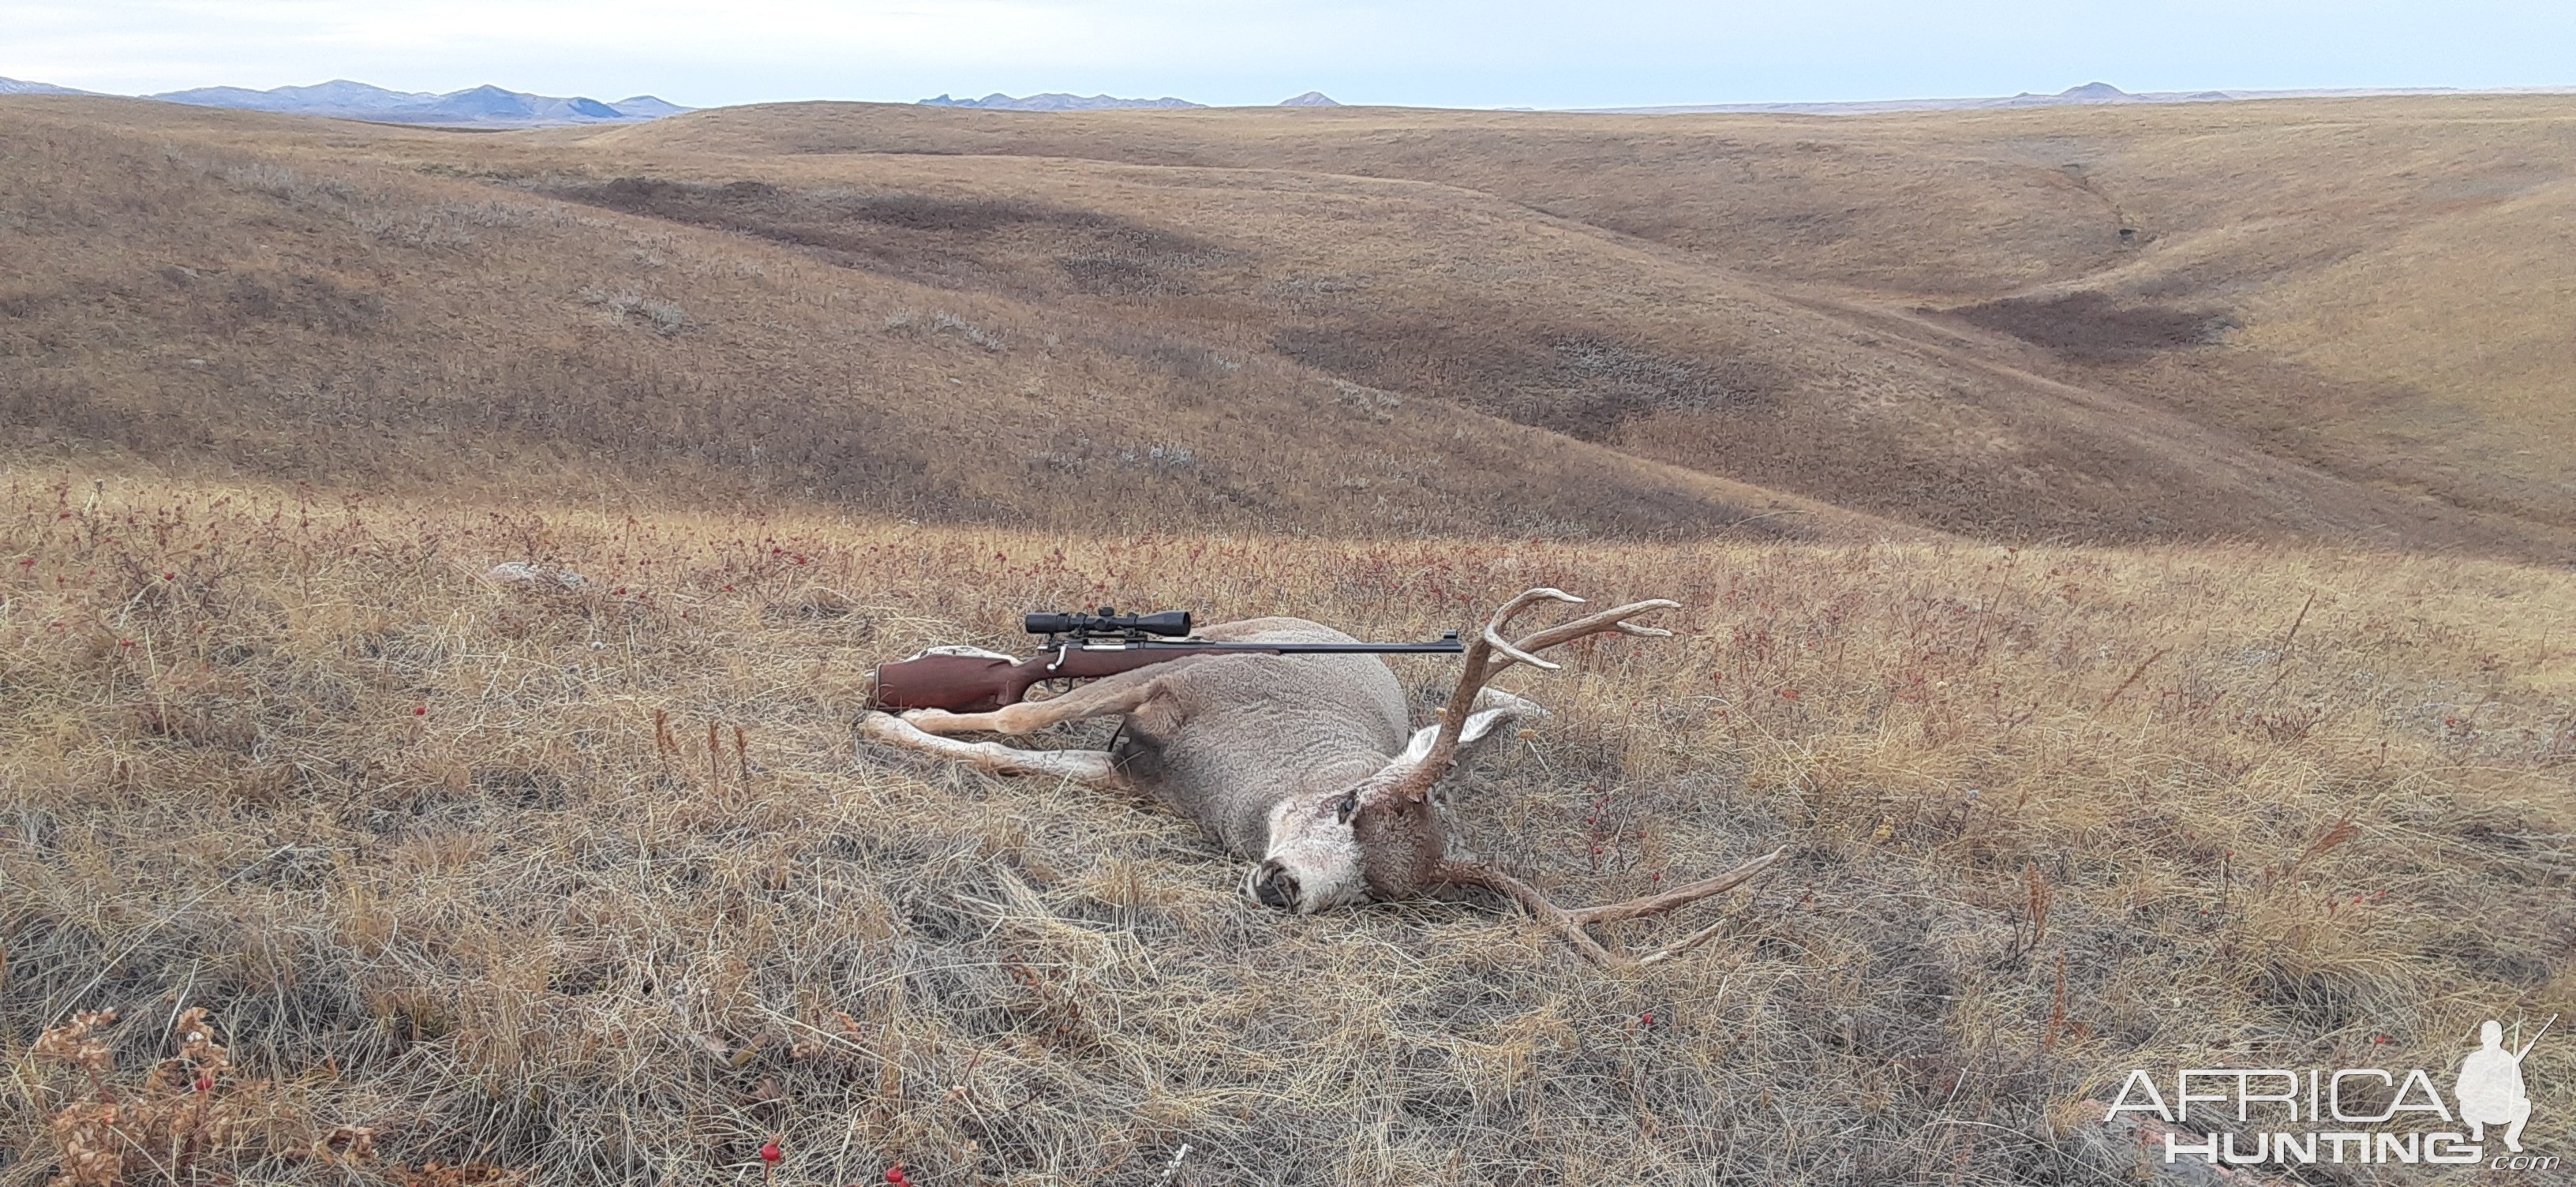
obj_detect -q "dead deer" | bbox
[859,588,1779,967]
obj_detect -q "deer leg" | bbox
[859,712,1122,788]
[1431,848,1782,969]
[899,668,1168,736]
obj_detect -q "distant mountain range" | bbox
[1582,81,2576,115]
[919,92,1340,111]
[10,75,2566,123]
[0,77,686,125]
[0,77,96,96]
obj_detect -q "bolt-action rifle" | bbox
[867,608,1463,713]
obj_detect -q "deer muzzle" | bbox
[1249,859,1301,911]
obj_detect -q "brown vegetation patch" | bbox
[1948,293,2239,362]
[216,271,385,335]
[1275,320,1788,442]
[547,175,1226,296]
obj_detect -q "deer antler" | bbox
[1432,848,1784,968]
[1385,587,1679,804]
[1402,587,1780,968]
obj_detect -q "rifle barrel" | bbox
[1080,640,1463,654]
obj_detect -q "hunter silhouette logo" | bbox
[2103,1013,2558,1170]
[2458,1017,2550,1154]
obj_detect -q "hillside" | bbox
[4,93,2575,552]
[582,95,2576,549]
[0,97,1842,541]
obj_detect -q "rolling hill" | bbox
[0,95,1839,541]
[3,91,2574,555]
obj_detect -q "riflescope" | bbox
[1023,608,1195,638]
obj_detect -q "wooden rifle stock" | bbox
[869,637,1464,714]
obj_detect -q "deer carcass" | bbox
[859,589,1777,967]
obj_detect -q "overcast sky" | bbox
[7,2,2572,110]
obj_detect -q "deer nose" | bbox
[1252,860,1300,910]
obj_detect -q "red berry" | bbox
[760,1140,782,1163]
[194,1073,213,1093]
[1641,1012,1655,1026]
[414,706,427,716]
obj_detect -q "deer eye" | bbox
[1335,790,1359,824]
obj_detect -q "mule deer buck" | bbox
[859,589,1780,968]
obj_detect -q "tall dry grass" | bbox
[4,473,2570,1184]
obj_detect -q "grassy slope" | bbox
[0,99,1842,542]
[9,95,2575,551]
[593,95,2576,545]
[2,478,2570,1183]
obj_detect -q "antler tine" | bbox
[1481,623,1562,671]
[1475,587,1587,671]
[1432,848,1783,969]
[1391,590,1679,803]
[1504,598,1683,657]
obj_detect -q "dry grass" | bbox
[0,102,1829,543]
[556,93,2576,537]
[7,94,2575,552]
[5,473,2570,1184]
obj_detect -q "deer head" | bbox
[1243,589,1777,967]
[1241,683,1536,914]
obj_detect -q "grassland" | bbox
[4,476,2571,1184]
[3,90,2575,1185]
[8,93,2576,550]
[0,102,1843,543]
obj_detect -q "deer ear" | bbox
[1376,690,1546,802]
